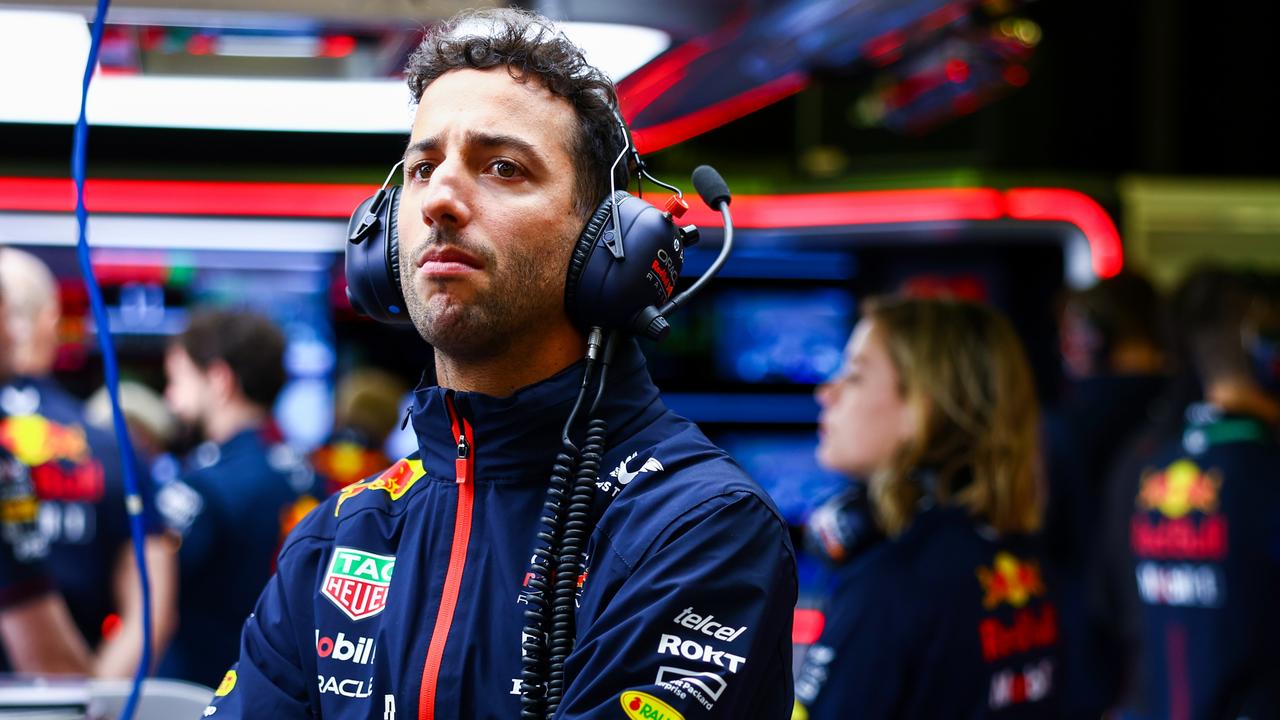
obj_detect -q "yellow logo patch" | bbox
[215,669,237,697]
[1137,459,1221,519]
[976,552,1046,610]
[620,690,684,720]
[334,458,425,516]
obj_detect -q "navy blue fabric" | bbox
[157,425,322,688]
[0,440,53,612]
[1112,406,1280,720]
[1042,373,1168,716]
[0,376,158,653]
[206,340,797,719]
[796,505,1060,719]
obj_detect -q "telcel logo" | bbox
[673,607,747,642]
[315,630,376,665]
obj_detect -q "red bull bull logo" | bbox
[0,415,90,466]
[333,458,425,517]
[1136,459,1220,519]
[1130,460,1228,563]
[976,552,1046,610]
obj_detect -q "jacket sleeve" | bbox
[202,541,316,719]
[559,491,797,719]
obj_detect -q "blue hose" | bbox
[71,1,154,718]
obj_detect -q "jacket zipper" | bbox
[418,393,475,720]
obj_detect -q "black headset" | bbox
[344,110,725,342]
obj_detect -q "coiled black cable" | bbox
[521,329,606,718]
[545,415,606,713]
[545,332,618,714]
[520,435,577,719]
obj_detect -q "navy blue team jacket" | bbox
[796,504,1060,719]
[157,425,321,688]
[0,439,52,612]
[1118,405,1280,719]
[207,341,797,719]
[0,376,156,656]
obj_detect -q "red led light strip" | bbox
[0,178,1122,277]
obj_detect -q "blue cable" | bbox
[72,1,154,718]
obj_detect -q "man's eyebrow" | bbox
[402,131,548,167]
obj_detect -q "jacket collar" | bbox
[409,338,664,482]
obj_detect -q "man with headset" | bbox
[208,7,796,719]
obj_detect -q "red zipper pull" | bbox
[455,432,470,485]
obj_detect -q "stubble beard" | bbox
[401,229,569,362]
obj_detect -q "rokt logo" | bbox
[334,458,425,516]
[657,634,746,673]
[620,690,684,720]
[315,630,376,665]
[322,547,395,621]
[1137,459,1220,519]
[976,552,1045,610]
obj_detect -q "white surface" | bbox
[0,9,668,132]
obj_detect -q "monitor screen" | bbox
[712,430,848,525]
[711,287,854,385]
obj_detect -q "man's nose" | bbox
[417,160,472,230]
[815,381,834,407]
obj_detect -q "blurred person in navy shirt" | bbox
[1100,266,1280,719]
[156,308,322,688]
[1042,269,1171,717]
[0,275,91,675]
[794,296,1057,719]
[0,247,175,678]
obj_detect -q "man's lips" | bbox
[417,245,483,277]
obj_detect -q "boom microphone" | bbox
[692,165,731,210]
[654,165,735,319]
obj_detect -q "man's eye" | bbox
[408,162,434,181]
[491,160,520,179]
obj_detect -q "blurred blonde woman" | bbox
[795,296,1059,719]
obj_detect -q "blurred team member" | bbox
[1042,269,1171,717]
[157,308,321,688]
[0,277,91,674]
[86,379,178,473]
[309,368,406,495]
[1103,267,1280,719]
[795,297,1057,719]
[0,247,175,678]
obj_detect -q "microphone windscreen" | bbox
[692,165,731,209]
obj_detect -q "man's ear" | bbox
[206,359,239,403]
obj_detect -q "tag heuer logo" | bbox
[322,547,395,621]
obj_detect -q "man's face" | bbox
[164,346,211,428]
[397,67,584,359]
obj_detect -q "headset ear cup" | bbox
[386,186,404,302]
[345,185,411,324]
[564,196,617,315]
[565,191,682,332]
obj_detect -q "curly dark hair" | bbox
[405,8,626,217]
[177,308,287,410]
